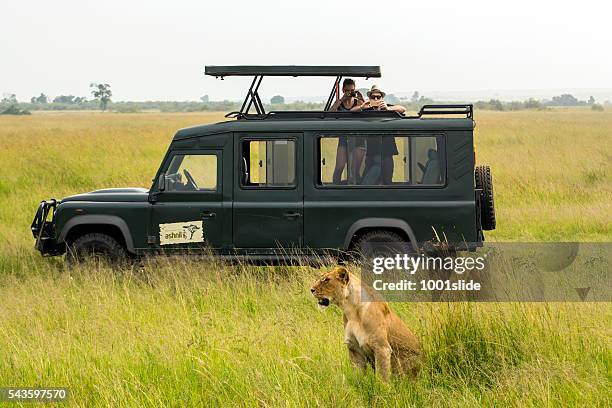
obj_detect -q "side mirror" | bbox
[158,173,166,191]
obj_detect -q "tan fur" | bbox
[311,266,422,382]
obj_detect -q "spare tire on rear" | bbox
[475,165,496,230]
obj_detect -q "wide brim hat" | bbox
[366,85,386,98]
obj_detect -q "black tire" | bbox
[475,165,496,230]
[65,233,128,268]
[353,230,414,261]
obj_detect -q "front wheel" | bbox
[65,233,128,268]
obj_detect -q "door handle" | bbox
[283,212,302,219]
[201,211,216,219]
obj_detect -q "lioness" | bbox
[311,266,422,382]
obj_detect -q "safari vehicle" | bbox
[31,65,495,264]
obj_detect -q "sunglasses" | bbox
[370,94,382,100]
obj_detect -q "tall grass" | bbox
[0,109,610,406]
[474,108,611,241]
[0,260,609,406]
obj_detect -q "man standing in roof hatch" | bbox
[357,85,407,114]
[358,85,406,185]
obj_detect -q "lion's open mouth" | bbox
[318,297,330,307]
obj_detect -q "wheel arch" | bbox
[58,215,135,253]
[343,218,418,252]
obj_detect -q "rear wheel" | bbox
[475,165,496,230]
[353,230,414,261]
[65,233,128,268]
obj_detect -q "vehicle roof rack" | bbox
[224,110,405,120]
[206,65,381,116]
[418,104,473,119]
[221,104,475,121]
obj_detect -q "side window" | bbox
[359,135,410,186]
[413,136,444,185]
[319,136,367,185]
[241,139,296,187]
[318,135,444,186]
[165,154,217,191]
[319,135,409,186]
[393,136,411,184]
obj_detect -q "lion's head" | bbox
[310,266,351,308]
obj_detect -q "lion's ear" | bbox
[335,266,349,284]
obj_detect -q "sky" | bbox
[1,0,611,102]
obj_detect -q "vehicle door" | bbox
[233,134,303,249]
[150,150,224,250]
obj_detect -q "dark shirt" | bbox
[336,98,359,111]
[365,136,399,159]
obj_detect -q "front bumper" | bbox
[31,199,64,256]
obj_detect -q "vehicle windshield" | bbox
[164,154,217,191]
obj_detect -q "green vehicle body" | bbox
[31,113,489,262]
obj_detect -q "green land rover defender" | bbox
[31,65,495,264]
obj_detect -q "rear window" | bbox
[318,134,444,186]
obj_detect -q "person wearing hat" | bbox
[358,85,405,184]
[357,85,407,114]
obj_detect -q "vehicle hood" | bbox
[61,188,150,203]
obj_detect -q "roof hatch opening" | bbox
[205,65,381,117]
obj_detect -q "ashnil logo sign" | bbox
[159,221,204,245]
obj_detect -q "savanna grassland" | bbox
[0,109,610,407]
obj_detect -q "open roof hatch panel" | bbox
[205,65,381,78]
[205,65,381,117]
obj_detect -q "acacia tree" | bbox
[90,83,112,111]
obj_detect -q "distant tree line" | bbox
[1,87,608,115]
[1,83,114,114]
[1,94,30,115]
[473,94,606,111]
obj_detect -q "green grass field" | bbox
[0,109,610,406]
